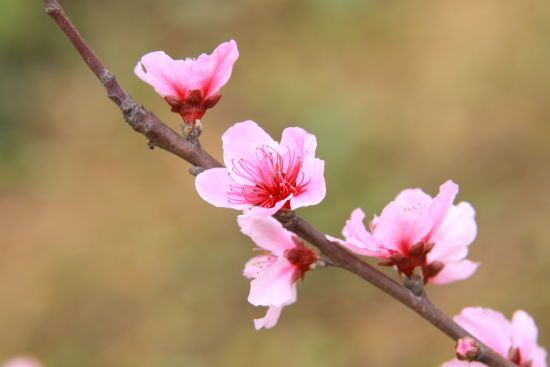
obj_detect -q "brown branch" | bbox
[44,1,516,366]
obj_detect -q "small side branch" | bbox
[44,2,516,366]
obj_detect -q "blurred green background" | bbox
[1,0,549,366]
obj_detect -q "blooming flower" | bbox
[440,307,547,367]
[134,40,238,124]
[327,180,479,284]
[238,214,317,329]
[195,120,326,218]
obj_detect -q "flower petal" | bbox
[530,345,548,367]
[326,235,386,258]
[243,254,277,279]
[248,258,297,307]
[512,310,538,362]
[254,305,284,330]
[438,360,486,367]
[238,215,295,256]
[2,357,44,367]
[427,260,479,285]
[327,209,389,258]
[222,121,278,176]
[191,40,239,98]
[454,307,512,357]
[394,188,432,209]
[373,201,432,253]
[195,168,250,210]
[134,51,187,98]
[279,127,318,161]
[289,158,326,210]
[427,180,459,238]
[248,196,291,218]
[427,202,477,263]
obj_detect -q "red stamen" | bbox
[228,146,310,208]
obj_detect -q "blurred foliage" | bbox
[1,0,550,366]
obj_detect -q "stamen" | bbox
[227,147,309,208]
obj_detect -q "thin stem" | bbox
[44,2,516,366]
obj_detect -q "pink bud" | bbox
[456,337,479,361]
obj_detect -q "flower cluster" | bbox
[134,40,546,367]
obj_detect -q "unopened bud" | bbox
[456,337,479,361]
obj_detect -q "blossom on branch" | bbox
[134,40,238,124]
[238,214,317,329]
[328,180,479,284]
[195,120,326,218]
[440,307,547,367]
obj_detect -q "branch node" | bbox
[100,69,115,86]
[44,0,60,15]
[402,266,425,297]
[189,166,206,176]
[122,101,147,130]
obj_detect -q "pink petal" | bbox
[326,209,389,258]
[326,235,387,258]
[373,201,432,253]
[243,254,277,279]
[512,310,538,362]
[248,196,291,218]
[254,305,284,330]
[343,209,373,243]
[222,121,278,178]
[530,345,548,367]
[2,357,44,367]
[427,180,459,239]
[237,215,295,256]
[439,360,486,367]
[289,158,326,210]
[427,260,479,285]
[195,167,250,210]
[394,188,432,208]
[454,307,512,357]
[279,127,318,161]
[134,51,187,97]
[191,40,239,98]
[427,202,477,263]
[248,258,297,307]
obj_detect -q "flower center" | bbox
[229,146,309,208]
[379,241,443,283]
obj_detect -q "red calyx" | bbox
[378,241,444,283]
[163,90,222,124]
[285,237,317,283]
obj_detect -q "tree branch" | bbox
[44,1,515,366]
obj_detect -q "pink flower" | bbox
[328,180,479,284]
[134,40,238,124]
[238,214,317,329]
[2,356,43,367]
[440,307,547,367]
[195,120,326,218]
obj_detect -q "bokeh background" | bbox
[1,0,550,366]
